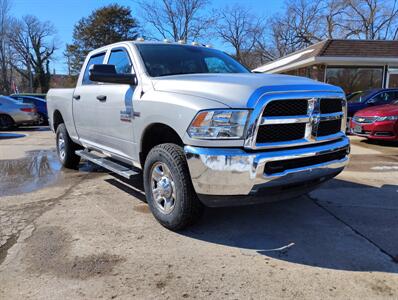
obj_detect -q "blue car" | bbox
[10,95,48,125]
[347,88,398,117]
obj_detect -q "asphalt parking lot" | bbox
[0,127,397,299]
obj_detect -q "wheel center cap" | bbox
[158,177,172,198]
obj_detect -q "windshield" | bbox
[136,44,249,77]
[347,90,374,103]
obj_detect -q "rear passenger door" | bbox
[95,47,138,160]
[73,51,107,147]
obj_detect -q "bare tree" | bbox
[138,0,214,42]
[0,0,13,93]
[10,18,33,91]
[324,0,349,38]
[10,15,57,93]
[269,0,325,57]
[216,5,268,67]
[343,0,398,40]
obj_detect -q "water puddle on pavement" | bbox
[0,150,105,197]
[0,150,63,197]
[0,133,26,140]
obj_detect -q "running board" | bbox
[75,150,139,179]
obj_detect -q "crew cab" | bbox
[47,41,350,230]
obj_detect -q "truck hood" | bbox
[151,73,342,108]
[355,104,398,117]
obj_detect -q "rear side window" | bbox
[82,52,106,85]
[108,49,133,74]
[372,91,396,104]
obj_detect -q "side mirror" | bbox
[89,64,136,85]
[367,98,377,105]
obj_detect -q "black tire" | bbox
[38,113,48,125]
[56,123,81,169]
[143,143,204,230]
[0,114,15,130]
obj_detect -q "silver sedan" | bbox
[0,96,39,129]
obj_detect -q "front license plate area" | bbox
[354,124,362,133]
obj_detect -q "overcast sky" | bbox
[11,0,284,74]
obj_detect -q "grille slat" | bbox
[256,123,306,143]
[262,99,308,117]
[317,120,342,137]
[320,98,343,113]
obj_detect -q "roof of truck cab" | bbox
[88,41,209,53]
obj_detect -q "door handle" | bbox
[73,95,80,100]
[96,95,107,102]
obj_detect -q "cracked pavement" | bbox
[0,128,397,299]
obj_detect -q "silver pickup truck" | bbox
[47,41,350,230]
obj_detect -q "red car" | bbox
[350,100,398,141]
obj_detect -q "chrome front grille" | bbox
[253,97,346,148]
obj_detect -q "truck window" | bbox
[205,57,234,73]
[108,49,133,74]
[82,52,106,85]
[136,44,249,77]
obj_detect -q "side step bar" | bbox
[76,150,139,179]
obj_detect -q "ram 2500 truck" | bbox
[47,41,350,230]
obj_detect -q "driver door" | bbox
[94,47,138,160]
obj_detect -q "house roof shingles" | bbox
[320,39,398,57]
[254,39,398,73]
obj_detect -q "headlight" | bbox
[188,109,249,139]
[376,116,398,121]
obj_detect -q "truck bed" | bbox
[46,88,76,137]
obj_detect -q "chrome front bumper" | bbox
[185,137,349,202]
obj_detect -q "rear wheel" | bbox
[37,113,48,125]
[143,143,204,230]
[0,114,15,130]
[56,123,81,169]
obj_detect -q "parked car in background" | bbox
[10,95,48,125]
[0,96,38,129]
[10,93,47,100]
[347,88,398,117]
[351,99,398,141]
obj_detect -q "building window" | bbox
[325,67,383,95]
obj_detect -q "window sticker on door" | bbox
[120,108,132,122]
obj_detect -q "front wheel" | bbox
[56,123,81,169]
[143,143,204,230]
